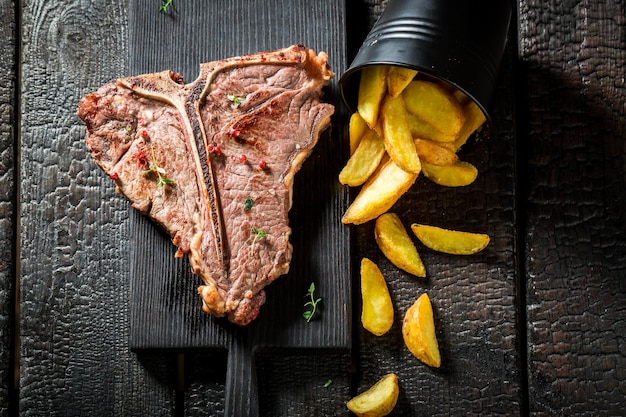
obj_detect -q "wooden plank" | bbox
[519,1,626,415]
[127,0,350,350]
[126,1,350,415]
[349,8,523,417]
[0,1,17,416]
[18,1,176,415]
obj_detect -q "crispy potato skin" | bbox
[411,224,490,255]
[374,213,426,277]
[339,127,386,187]
[341,157,418,225]
[421,161,478,187]
[387,66,418,97]
[358,66,388,127]
[402,293,441,368]
[381,95,421,174]
[360,258,394,336]
[402,79,465,137]
[346,373,400,417]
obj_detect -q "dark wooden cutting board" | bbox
[125,1,349,416]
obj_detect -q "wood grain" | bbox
[18,1,176,415]
[0,1,17,416]
[519,1,626,416]
[127,0,350,349]
[125,1,350,415]
[11,0,626,415]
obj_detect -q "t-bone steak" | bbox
[77,45,335,325]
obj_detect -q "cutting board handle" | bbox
[224,336,258,417]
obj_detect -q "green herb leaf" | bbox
[244,198,254,212]
[159,0,173,13]
[303,282,322,322]
[227,94,246,108]
[250,226,268,254]
[324,379,332,388]
[143,145,175,187]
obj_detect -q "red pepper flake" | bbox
[140,130,149,139]
[208,145,222,155]
[230,154,247,164]
[258,160,267,170]
[136,150,148,168]
[228,127,241,138]
[110,172,119,181]
[138,117,146,126]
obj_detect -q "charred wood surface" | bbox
[1,1,17,416]
[18,1,176,415]
[8,0,626,416]
[519,1,626,416]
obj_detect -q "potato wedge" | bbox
[349,112,369,155]
[358,66,388,127]
[414,139,459,166]
[421,161,478,187]
[451,99,487,151]
[339,127,386,186]
[381,95,421,174]
[402,80,464,137]
[346,373,399,417]
[452,87,471,105]
[374,213,426,277]
[411,224,490,255]
[402,293,441,368]
[342,157,419,225]
[406,112,457,143]
[360,258,394,336]
[387,66,418,97]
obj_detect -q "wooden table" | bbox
[2,0,624,415]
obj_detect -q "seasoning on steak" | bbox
[77,45,335,325]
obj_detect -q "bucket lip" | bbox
[338,61,493,128]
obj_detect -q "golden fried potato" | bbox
[402,293,441,368]
[381,95,421,174]
[414,139,459,166]
[360,258,394,336]
[339,127,386,186]
[406,112,457,143]
[452,87,471,105]
[387,66,418,97]
[411,224,490,255]
[402,80,465,137]
[349,112,369,155]
[358,66,388,127]
[421,161,478,187]
[374,213,426,277]
[346,373,399,417]
[451,99,487,151]
[342,157,419,225]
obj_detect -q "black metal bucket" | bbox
[339,0,513,126]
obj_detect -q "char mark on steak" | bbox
[77,45,335,325]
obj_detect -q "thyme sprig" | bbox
[143,145,174,187]
[159,0,173,13]
[250,227,268,254]
[303,282,322,322]
[227,94,246,108]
